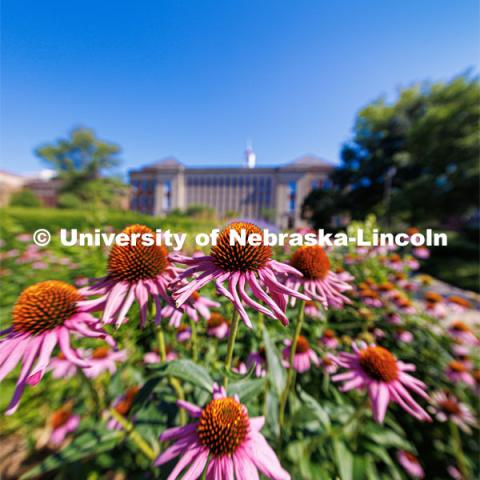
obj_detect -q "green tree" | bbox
[35,128,127,209]
[304,73,480,227]
[35,127,121,183]
[9,189,42,208]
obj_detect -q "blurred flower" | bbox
[358,288,383,308]
[176,324,192,343]
[232,361,249,375]
[386,312,402,325]
[391,294,416,315]
[81,225,182,328]
[49,352,78,379]
[447,296,472,313]
[287,246,352,309]
[282,336,320,373]
[304,300,323,319]
[447,466,463,480]
[144,346,178,364]
[448,321,478,346]
[0,280,113,415]
[172,222,308,328]
[16,233,31,242]
[206,312,229,339]
[425,301,448,319]
[385,253,404,271]
[406,257,420,270]
[246,348,268,377]
[412,247,430,259]
[429,391,476,433]
[74,276,89,287]
[82,346,127,378]
[396,451,424,479]
[320,329,338,349]
[48,403,80,448]
[334,267,355,283]
[32,261,49,270]
[107,386,141,430]
[154,383,290,479]
[332,343,431,423]
[320,355,338,374]
[395,328,414,343]
[445,361,475,387]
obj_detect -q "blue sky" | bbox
[1,0,478,176]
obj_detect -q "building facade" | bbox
[129,155,332,228]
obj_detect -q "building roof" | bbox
[131,153,333,175]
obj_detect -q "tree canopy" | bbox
[304,74,480,228]
[35,128,127,209]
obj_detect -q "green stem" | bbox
[190,318,199,362]
[157,328,167,363]
[157,326,187,425]
[78,368,102,414]
[224,310,240,387]
[449,420,469,479]
[279,300,305,427]
[108,408,156,460]
[258,312,264,339]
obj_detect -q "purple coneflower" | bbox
[358,288,383,308]
[49,352,78,379]
[320,355,338,375]
[395,329,414,343]
[445,361,475,387]
[304,301,323,319]
[448,321,478,346]
[412,246,430,259]
[81,225,181,328]
[429,391,476,433]
[176,324,192,343]
[282,336,320,373]
[332,343,431,423]
[48,403,80,447]
[396,451,425,479]
[286,246,352,309]
[162,291,220,328]
[144,346,178,364]
[172,222,309,328]
[0,280,113,415]
[154,383,290,479]
[320,329,339,349]
[83,346,127,378]
[107,386,141,430]
[206,312,230,339]
[246,348,268,377]
[447,296,472,313]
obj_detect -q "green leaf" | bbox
[227,378,265,402]
[20,429,122,479]
[366,429,412,451]
[149,359,214,391]
[333,440,353,480]
[298,388,331,430]
[131,376,163,413]
[263,328,286,395]
[220,362,257,381]
[265,390,280,437]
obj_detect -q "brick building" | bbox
[129,153,332,228]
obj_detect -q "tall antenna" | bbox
[245,140,256,169]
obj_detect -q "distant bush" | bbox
[9,189,42,208]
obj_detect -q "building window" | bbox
[288,181,296,212]
[163,180,172,211]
